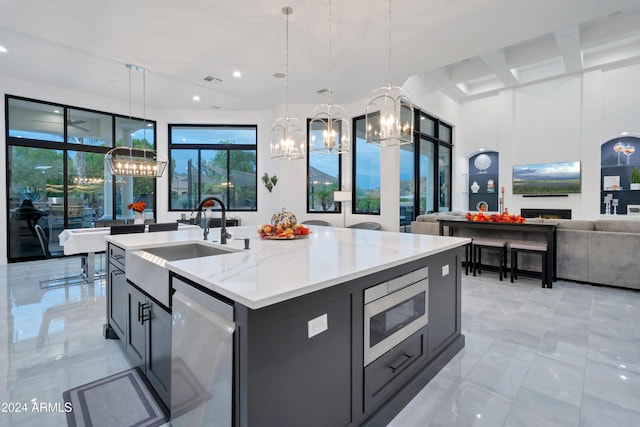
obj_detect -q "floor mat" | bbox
[62,367,168,427]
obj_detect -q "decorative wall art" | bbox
[603,176,621,191]
[262,173,278,193]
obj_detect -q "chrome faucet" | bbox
[196,197,232,244]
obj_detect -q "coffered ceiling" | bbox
[2,0,640,112]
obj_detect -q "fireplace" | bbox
[520,208,571,219]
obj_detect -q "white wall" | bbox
[457,62,640,220]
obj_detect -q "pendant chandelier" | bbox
[309,0,350,155]
[364,0,414,147]
[106,64,167,176]
[106,146,167,177]
[270,6,305,160]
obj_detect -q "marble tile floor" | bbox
[1,257,640,426]
[390,271,640,427]
[0,257,145,427]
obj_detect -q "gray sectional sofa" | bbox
[555,218,640,289]
[412,213,640,290]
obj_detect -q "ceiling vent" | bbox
[203,76,223,82]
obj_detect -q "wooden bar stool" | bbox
[472,238,508,281]
[510,241,548,288]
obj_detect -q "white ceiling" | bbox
[2,0,640,112]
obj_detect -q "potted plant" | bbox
[631,167,640,190]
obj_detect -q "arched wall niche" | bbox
[600,133,640,215]
[468,150,499,212]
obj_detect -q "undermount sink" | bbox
[143,243,233,261]
[126,242,237,307]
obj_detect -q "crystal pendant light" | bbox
[106,64,167,176]
[365,0,414,147]
[309,0,350,155]
[270,6,305,160]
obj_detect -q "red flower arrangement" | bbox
[466,211,525,223]
[202,200,216,208]
[127,201,146,213]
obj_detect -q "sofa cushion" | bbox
[588,231,640,288]
[555,219,595,230]
[416,211,466,222]
[556,229,589,282]
[415,214,438,223]
[595,219,640,233]
[524,218,546,224]
[410,221,441,235]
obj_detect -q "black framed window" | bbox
[400,143,415,226]
[352,115,381,215]
[168,125,257,211]
[415,111,453,215]
[307,119,342,213]
[418,135,436,215]
[438,144,452,211]
[353,111,454,221]
[6,95,157,261]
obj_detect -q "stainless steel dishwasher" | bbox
[170,276,234,427]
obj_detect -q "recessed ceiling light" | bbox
[233,71,242,78]
[193,95,200,101]
[0,46,7,53]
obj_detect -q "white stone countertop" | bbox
[106,225,470,309]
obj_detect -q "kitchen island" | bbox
[104,225,469,426]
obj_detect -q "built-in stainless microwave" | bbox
[363,267,428,366]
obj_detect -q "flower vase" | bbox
[134,211,144,224]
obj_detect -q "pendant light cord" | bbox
[128,66,132,119]
[387,0,393,86]
[328,0,333,105]
[285,8,290,118]
[143,68,147,145]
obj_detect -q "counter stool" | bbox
[472,238,508,281]
[464,240,473,275]
[510,241,548,288]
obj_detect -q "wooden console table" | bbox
[438,218,557,287]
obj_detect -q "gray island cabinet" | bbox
[105,241,173,407]
[104,226,469,426]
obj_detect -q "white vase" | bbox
[631,183,640,190]
[470,181,480,193]
[134,211,144,224]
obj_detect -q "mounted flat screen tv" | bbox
[512,161,581,195]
